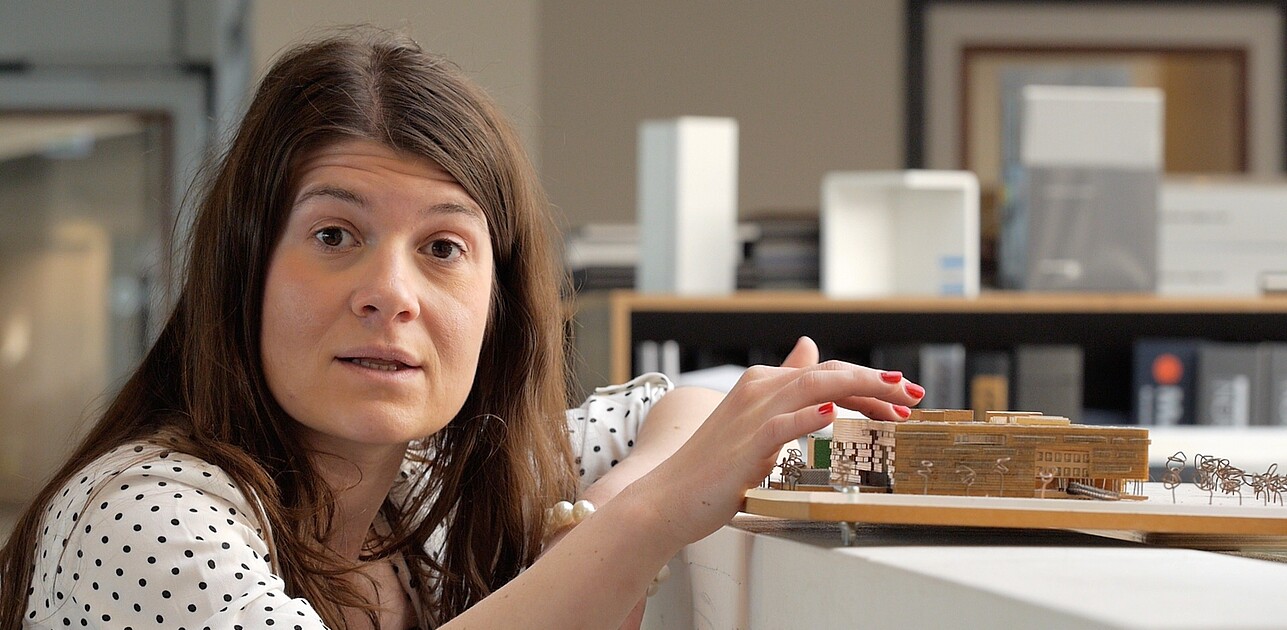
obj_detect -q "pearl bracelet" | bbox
[544,499,672,597]
[544,499,597,535]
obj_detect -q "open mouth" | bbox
[344,357,411,372]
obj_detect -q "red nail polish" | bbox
[905,383,925,399]
[879,371,902,384]
[819,402,835,416]
[893,404,911,419]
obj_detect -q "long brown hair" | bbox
[0,28,576,627]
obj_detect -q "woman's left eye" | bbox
[426,238,464,261]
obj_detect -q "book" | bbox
[870,343,965,410]
[1257,343,1287,426]
[967,351,1011,419]
[1196,342,1259,427]
[1014,344,1083,421]
[1133,338,1201,426]
[920,344,966,410]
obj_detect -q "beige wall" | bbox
[539,1,905,226]
[249,1,907,227]
[250,0,542,164]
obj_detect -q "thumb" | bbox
[780,336,820,369]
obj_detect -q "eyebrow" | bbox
[296,185,367,207]
[294,185,485,223]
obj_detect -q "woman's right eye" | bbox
[313,226,353,249]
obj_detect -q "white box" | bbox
[636,117,738,295]
[821,170,979,297]
[1021,85,1164,170]
[1159,177,1287,296]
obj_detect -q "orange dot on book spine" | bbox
[1152,353,1184,385]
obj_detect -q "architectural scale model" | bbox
[825,409,1151,499]
[755,412,1287,548]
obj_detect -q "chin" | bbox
[298,406,451,451]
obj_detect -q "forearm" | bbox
[445,479,680,629]
[579,386,724,506]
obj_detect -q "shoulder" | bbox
[566,373,674,486]
[566,372,674,425]
[27,439,322,626]
[36,440,261,538]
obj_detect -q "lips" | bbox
[337,347,421,372]
[345,357,408,371]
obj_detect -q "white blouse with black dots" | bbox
[23,373,672,628]
[566,372,673,492]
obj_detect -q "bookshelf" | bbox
[573,290,1287,416]
[571,290,1287,469]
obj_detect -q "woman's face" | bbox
[261,138,494,454]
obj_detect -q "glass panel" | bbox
[0,112,168,508]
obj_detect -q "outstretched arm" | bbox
[446,337,924,629]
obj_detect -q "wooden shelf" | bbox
[607,290,1287,315]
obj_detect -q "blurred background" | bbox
[1,1,1282,536]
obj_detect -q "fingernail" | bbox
[893,404,911,419]
[818,402,835,416]
[905,383,925,399]
[879,371,902,384]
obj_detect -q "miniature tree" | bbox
[955,464,976,497]
[1162,451,1186,505]
[778,448,805,491]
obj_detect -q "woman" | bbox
[0,30,923,629]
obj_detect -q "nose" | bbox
[350,246,421,324]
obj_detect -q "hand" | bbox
[779,335,820,369]
[636,336,924,548]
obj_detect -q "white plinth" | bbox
[644,516,1287,629]
[637,117,739,295]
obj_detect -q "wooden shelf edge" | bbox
[606,290,1287,314]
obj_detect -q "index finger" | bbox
[764,361,924,419]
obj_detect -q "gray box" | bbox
[1002,85,1162,291]
[1019,167,1157,291]
[1014,345,1083,420]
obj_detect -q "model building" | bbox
[829,410,1150,498]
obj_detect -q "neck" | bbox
[306,439,408,561]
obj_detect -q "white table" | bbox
[644,515,1287,629]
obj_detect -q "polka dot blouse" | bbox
[565,372,672,492]
[24,373,672,628]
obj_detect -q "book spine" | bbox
[1132,339,1200,426]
